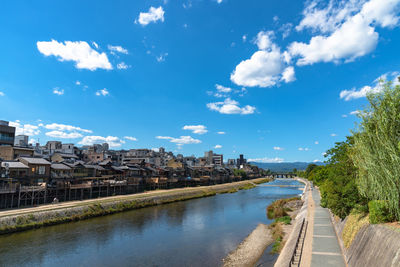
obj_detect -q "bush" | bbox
[275,216,291,225]
[368,200,396,224]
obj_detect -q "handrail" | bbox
[289,218,307,267]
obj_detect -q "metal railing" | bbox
[289,218,308,267]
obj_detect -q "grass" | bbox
[266,196,301,254]
[342,211,370,248]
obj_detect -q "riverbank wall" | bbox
[0,178,269,235]
[331,212,400,267]
[274,177,309,267]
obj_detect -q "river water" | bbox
[0,179,303,267]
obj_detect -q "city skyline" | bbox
[1,0,400,162]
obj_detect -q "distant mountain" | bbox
[249,161,324,172]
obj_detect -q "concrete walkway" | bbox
[311,189,346,267]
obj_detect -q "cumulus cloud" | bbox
[96,88,109,96]
[290,0,400,66]
[207,98,256,115]
[9,121,41,136]
[273,146,284,151]
[44,123,92,133]
[108,45,128,55]
[214,144,222,149]
[298,147,310,151]
[331,133,337,137]
[136,6,165,26]
[156,135,201,145]
[37,40,112,70]
[45,131,83,139]
[79,136,125,148]
[350,110,361,115]
[124,136,138,141]
[0,91,4,96]
[231,31,295,87]
[281,66,296,82]
[183,125,208,134]
[248,157,284,163]
[217,131,226,135]
[315,141,319,144]
[156,53,168,62]
[52,87,64,95]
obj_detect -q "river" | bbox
[0,179,303,267]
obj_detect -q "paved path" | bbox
[310,189,346,267]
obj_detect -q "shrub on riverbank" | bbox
[267,197,300,219]
[368,200,396,224]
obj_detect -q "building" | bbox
[0,120,15,146]
[204,150,213,164]
[61,143,74,154]
[18,157,51,182]
[237,154,246,168]
[212,154,223,166]
[14,135,29,147]
[0,146,34,160]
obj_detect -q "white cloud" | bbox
[92,42,99,49]
[248,157,284,163]
[0,91,5,96]
[242,35,247,42]
[136,6,165,26]
[44,123,92,133]
[331,133,337,137]
[215,84,232,93]
[216,0,223,4]
[313,159,321,163]
[339,72,400,100]
[290,0,400,66]
[96,88,109,96]
[207,98,256,115]
[52,87,64,95]
[214,144,222,149]
[79,136,125,148]
[350,110,361,115]
[298,147,310,151]
[37,40,112,71]
[9,121,41,136]
[231,31,295,87]
[45,131,83,139]
[273,146,284,151]
[156,53,168,62]
[281,66,296,82]
[108,45,128,55]
[183,125,208,134]
[156,135,201,145]
[117,62,130,69]
[315,141,319,145]
[76,81,81,85]
[124,136,138,141]
[342,114,348,118]
[217,131,226,135]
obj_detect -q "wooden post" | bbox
[31,187,34,206]
[18,184,21,208]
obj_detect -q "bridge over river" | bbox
[254,178,305,188]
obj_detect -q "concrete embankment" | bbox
[332,213,400,267]
[274,178,309,267]
[0,178,269,235]
[223,224,273,267]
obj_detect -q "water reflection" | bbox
[0,179,303,267]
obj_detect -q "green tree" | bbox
[351,80,400,220]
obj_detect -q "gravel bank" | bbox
[223,223,273,267]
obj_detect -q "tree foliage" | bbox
[351,81,400,220]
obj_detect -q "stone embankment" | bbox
[0,178,269,235]
[332,213,400,267]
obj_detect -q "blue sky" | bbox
[1,0,400,162]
